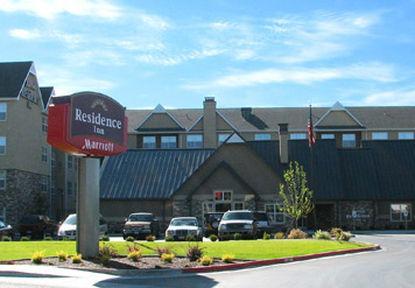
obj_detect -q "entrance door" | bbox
[215,203,232,212]
[315,204,336,230]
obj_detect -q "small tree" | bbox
[278,161,314,228]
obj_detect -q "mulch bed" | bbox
[3,256,245,272]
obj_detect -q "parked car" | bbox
[253,211,272,237]
[19,215,58,239]
[165,217,203,241]
[218,210,257,240]
[0,219,13,239]
[123,212,160,240]
[203,212,224,237]
[57,214,108,240]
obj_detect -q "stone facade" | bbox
[0,169,49,226]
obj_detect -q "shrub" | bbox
[330,227,343,238]
[165,235,174,242]
[338,231,352,241]
[43,236,53,241]
[72,254,82,264]
[127,243,141,253]
[263,232,271,240]
[274,232,285,239]
[101,235,110,242]
[99,243,117,265]
[313,230,331,240]
[209,234,218,242]
[1,236,12,241]
[156,247,173,257]
[186,244,204,262]
[127,250,142,262]
[125,236,135,242]
[161,253,175,263]
[56,250,68,262]
[221,254,235,263]
[31,251,44,264]
[185,235,196,241]
[287,228,307,239]
[233,233,242,240]
[146,235,156,242]
[199,255,213,266]
[20,236,30,241]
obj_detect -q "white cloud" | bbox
[137,14,170,30]
[0,0,122,20]
[364,89,415,105]
[183,62,397,90]
[62,50,125,67]
[135,48,224,66]
[9,28,83,45]
[9,28,41,40]
[37,67,115,96]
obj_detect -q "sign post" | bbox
[48,91,127,258]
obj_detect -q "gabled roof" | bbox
[135,104,186,131]
[314,101,365,129]
[0,61,32,99]
[100,148,215,200]
[40,86,54,110]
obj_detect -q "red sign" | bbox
[47,92,128,157]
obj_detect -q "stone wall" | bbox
[0,169,49,226]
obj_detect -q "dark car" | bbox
[19,215,58,239]
[0,220,13,239]
[203,212,224,237]
[123,213,160,240]
[218,210,257,240]
[253,211,272,237]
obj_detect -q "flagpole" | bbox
[308,104,317,229]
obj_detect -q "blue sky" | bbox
[0,0,414,109]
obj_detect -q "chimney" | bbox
[203,97,217,148]
[278,123,288,164]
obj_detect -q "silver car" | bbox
[165,217,203,241]
[218,210,257,240]
[57,213,108,240]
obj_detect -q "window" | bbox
[41,117,47,132]
[290,133,307,140]
[51,151,56,167]
[254,133,271,141]
[218,133,231,145]
[398,132,414,140]
[41,147,48,162]
[372,132,388,140]
[321,133,335,139]
[67,181,73,196]
[265,203,285,224]
[186,134,203,148]
[342,134,356,148]
[202,201,214,215]
[161,136,177,149]
[390,204,411,222]
[0,103,6,121]
[67,155,73,170]
[233,202,244,210]
[214,191,232,202]
[143,136,156,149]
[0,137,5,155]
[40,176,48,192]
[0,170,6,191]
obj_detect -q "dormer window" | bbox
[143,136,156,149]
[372,132,388,140]
[342,134,356,148]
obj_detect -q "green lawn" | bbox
[0,239,370,261]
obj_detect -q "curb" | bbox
[182,245,381,273]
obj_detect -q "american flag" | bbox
[308,105,316,147]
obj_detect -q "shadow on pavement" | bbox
[0,271,69,278]
[95,274,218,288]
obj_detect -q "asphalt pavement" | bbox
[1,233,415,288]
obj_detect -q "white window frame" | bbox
[0,137,6,155]
[160,136,177,149]
[398,132,414,140]
[265,203,286,224]
[40,176,48,192]
[290,133,307,140]
[202,201,214,215]
[233,202,244,210]
[186,134,203,148]
[321,133,335,140]
[254,133,271,141]
[41,117,48,132]
[143,136,156,149]
[41,147,48,162]
[218,133,231,145]
[342,133,356,148]
[214,190,232,202]
[0,170,6,191]
[372,132,388,140]
[390,203,412,222]
[0,103,6,121]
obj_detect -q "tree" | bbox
[278,161,314,228]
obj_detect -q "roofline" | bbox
[187,114,203,131]
[314,102,365,128]
[135,105,186,131]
